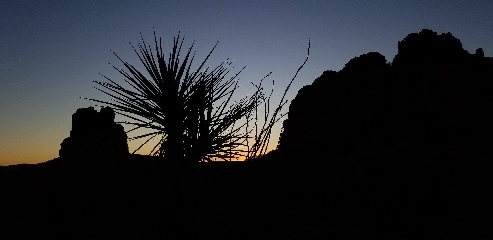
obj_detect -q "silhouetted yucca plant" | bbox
[88,32,261,162]
[88,32,309,162]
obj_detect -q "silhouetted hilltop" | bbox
[59,106,129,159]
[278,51,392,169]
[392,29,467,66]
[275,30,493,237]
[279,29,493,168]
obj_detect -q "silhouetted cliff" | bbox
[279,29,493,168]
[276,29,493,237]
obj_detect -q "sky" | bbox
[1,0,492,165]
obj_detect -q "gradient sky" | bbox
[1,0,492,165]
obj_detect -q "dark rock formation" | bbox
[59,106,129,159]
[278,29,493,166]
[275,29,493,238]
[278,51,392,162]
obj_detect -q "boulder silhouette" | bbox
[278,51,391,163]
[59,106,129,159]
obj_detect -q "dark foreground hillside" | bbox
[2,154,375,239]
[0,151,490,239]
[2,29,492,239]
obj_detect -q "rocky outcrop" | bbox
[59,107,129,159]
[278,52,391,162]
[278,29,493,168]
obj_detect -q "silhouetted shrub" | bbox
[88,32,309,162]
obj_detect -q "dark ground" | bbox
[0,151,490,240]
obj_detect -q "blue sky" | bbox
[1,0,492,165]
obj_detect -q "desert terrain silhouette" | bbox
[1,29,492,239]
